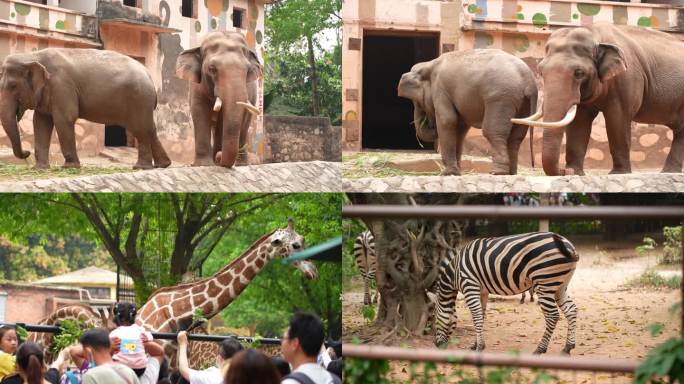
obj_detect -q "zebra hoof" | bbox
[533,348,547,355]
[470,343,484,351]
[561,343,575,355]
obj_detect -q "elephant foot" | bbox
[132,162,154,170]
[192,156,215,167]
[33,163,50,170]
[661,164,683,173]
[491,164,511,175]
[154,159,172,169]
[608,167,631,174]
[440,166,461,176]
[62,161,81,169]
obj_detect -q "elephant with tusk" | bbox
[512,23,684,176]
[398,49,538,175]
[176,31,262,168]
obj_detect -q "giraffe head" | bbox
[269,218,318,280]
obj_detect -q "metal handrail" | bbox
[342,205,684,220]
[343,344,639,373]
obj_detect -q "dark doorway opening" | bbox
[362,31,440,150]
[105,126,128,147]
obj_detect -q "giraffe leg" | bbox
[534,290,560,354]
[556,287,578,355]
[463,287,486,351]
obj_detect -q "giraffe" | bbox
[135,218,318,367]
[26,304,114,361]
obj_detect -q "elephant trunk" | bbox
[215,85,248,168]
[413,103,437,143]
[540,82,578,176]
[0,93,30,159]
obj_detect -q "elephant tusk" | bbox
[511,110,543,124]
[213,97,222,112]
[511,105,577,128]
[236,101,260,115]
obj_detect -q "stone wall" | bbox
[264,116,342,163]
[0,282,81,324]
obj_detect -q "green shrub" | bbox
[661,226,682,265]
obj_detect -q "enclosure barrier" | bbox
[0,322,282,345]
[343,345,639,373]
[341,204,684,376]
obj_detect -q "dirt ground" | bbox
[342,151,664,179]
[342,238,682,383]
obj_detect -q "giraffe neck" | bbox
[149,236,277,332]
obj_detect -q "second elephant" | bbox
[398,49,538,175]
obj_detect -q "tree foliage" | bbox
[264,0,341,123]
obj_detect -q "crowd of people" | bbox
[0,304,342,384]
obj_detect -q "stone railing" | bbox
[0,0,97,41]
[264,116,342,163]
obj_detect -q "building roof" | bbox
[33,266,134,287]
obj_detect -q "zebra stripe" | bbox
[434,232,578,354]
[353,230,377,305]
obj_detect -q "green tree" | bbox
[265,0,341,120]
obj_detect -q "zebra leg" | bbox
[464,289,486,351]
[363,275,371,306]
[434,287,458,348]
[557,289,578,355]
[534,293,560,354]
[480,291,489,322]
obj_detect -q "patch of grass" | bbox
[626,269,682,289]
[0,163,134,181]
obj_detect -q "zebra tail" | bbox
[552,234,579,261]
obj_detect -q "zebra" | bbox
[353,230,377,305]
[434,232,579,354]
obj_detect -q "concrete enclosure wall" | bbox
[0,283,81,324]
[342,0,684,171]
[264,116,342,163]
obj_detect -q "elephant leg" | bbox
[482,103,516,175]
[453,121,470,170]
[127,122,155,170]
[507,125,528,175]
[236,111,253,166]
[52,115,80,168]
[33,112,54,169]
[434,96,462,176]
[191,96,215,166]
[604,108,632,174]
[212,113,223,160]
[565,107,598,176]
[663,124,684,173]
[146,114,171,168]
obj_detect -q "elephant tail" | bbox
[527,87,537,169]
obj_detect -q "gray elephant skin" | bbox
[398,49,538,175]
[176,31,261,168]
[0,48,171,169]
[513,23,684,175]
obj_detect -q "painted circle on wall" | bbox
[638,16,651,27]
[250,5,258,19]
[467,4,480,14]
[211,18,218,30]
[195,20,202,32]
[55,20,65,30]
[256,30,263,44]
[512,35,530,52]
[532,13,547,28]
[205,0,229,17]
[14,3,30,16]
[345,111,358,121]
[516,13,524,20]
[577,3,600,16]
[246,31,256,46]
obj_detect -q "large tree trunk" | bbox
[306,34,320,116]
[347,194,466,336]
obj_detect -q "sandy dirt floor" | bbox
[343,238,682,383]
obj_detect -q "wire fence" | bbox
[341,204,684,382]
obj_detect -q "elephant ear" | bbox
[176,47,202,83]
[412,61,434,81]
[247,49,262,82]
[27,61,49,107]
[595,43,627,82]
